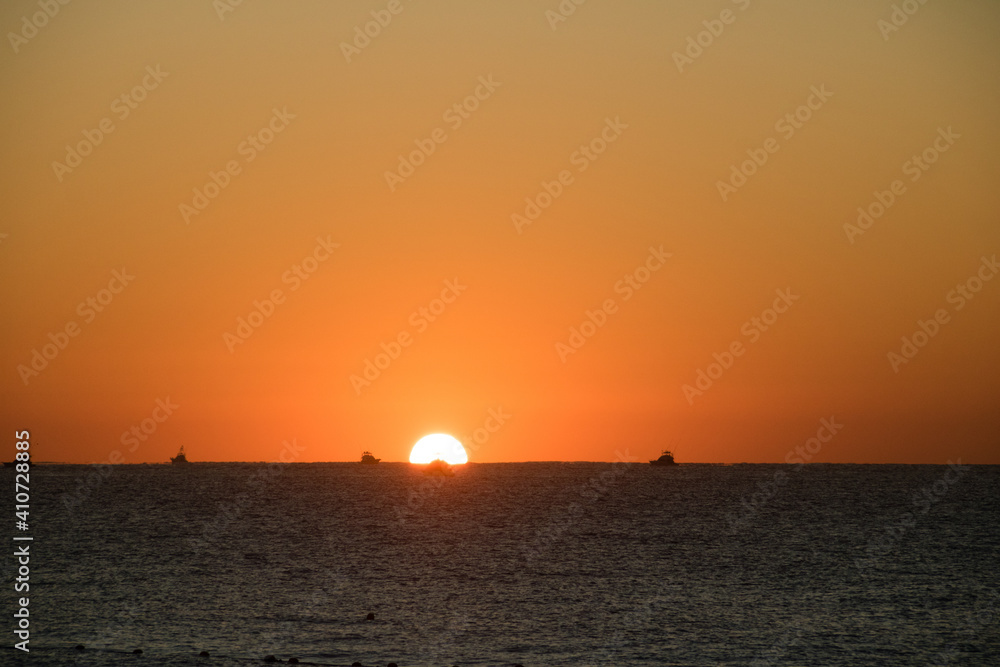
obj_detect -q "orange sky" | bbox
[2,1,999,464]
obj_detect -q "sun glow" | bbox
[409,433,468,464]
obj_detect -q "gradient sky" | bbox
[2,1,999,464]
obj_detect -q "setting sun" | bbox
[409,434,468,464]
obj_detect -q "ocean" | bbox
[5,462,999,666]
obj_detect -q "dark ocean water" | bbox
[4,462,999,666]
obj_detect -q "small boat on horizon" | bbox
[170,446,190,464]
[650,450,677,466]
[422,459,454,476]
[360,451,380,464]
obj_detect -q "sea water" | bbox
[5,462,999,665]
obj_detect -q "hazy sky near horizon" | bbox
[2,0,999,464]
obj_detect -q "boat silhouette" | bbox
[170,445,190,464]
[650,450,677,466]
[360,451,380,464]
[422,459,454,476]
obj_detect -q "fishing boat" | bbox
[360,451,380,464]
[170,446,190,464]
[422,459,454,476]
[650,450,677,466]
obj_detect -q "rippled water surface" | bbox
[6,462,999,665]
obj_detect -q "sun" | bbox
[409,433,468,464]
